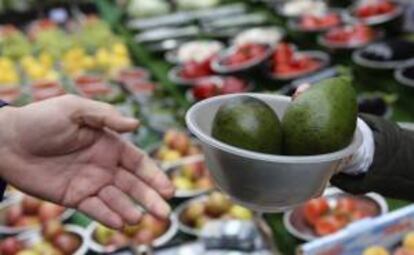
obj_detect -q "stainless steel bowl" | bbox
[18,224,88,255]
[86,214,179,253]
[0,197,75,236]
[185,93,363,212]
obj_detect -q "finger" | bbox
[78,197,124,229]
[121,142,175,198]
[99,185,142,225]
[292,83,311,100]
[71,97,139,133]
[114,169,171,219]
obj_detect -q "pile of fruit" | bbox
[191,76,249,101]
[272,43,322,77]
[0,220,82,255]
[223,43,268,67]
[323,24,376,47]
[4,195,66,228]
[170,161,214,192]
[354,0,396,19]
[363,232,414,255]
[303,196,376,236]
[155,130,202,163]
[93,213,170,250]
[180,192,253,230]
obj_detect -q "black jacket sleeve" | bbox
[332,114,414,201]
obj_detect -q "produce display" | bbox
[178,192,253,231]
[303,197,376,236]
[91,213,171,251]
[0,221,83,255]
[3,195,66,228]
[154,130,202,163]
[271,43,324,78]
[363,232,414,255]
[0,0,413,254]
[169,161,214,194]
[191,76,250,101]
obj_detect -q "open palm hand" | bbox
[0,95,174,229]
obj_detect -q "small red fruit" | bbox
[303,198,330,226]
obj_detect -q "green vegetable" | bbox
[212,96,282,154]
[282,76,357,155]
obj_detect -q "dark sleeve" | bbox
[331,114,414,201]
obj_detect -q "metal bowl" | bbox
[0,198,75,236]
[283,187,388,241]
[18,224,88,255]
[86,214,179,253]
[185,93,363,212]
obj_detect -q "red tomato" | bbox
[192,82,218,100]
[336,197,357,213]
[274,43,293,64]
[350,210,370,221]
[315,214,348,236]
[304,198,330,226]
[221,77,246,94]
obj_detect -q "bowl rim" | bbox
[17,224,88,255]
[267,50,331,81]
[394,65,414,88]
[282,187,389,241]
[186,93,363,164]
[86,213,179,253]
[0,197,75,235]
[210,43,274,74]
[352,44,414,70]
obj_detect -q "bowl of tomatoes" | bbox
[187,76,254,102]
[347,0,404,35]
[288,9,343,46]
[168,55,217,86]
[211,43,274,76]
[318,24,383,61]
[266,43,330,86]
[283,187,388,241]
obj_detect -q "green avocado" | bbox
[282,77,357,155]
[212,96,282,154]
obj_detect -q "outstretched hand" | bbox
[0,95,174,229]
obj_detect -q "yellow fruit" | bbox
[173,176,193,190]
[162,150,181,161]
[39,52,54,69]
[404,232,414,251]
[363,246,390,255]
[95,224,116,244]
[82,56,96,70]
[16,250,40,255]
[229,205,253,220]
[21,56,36,68]
[96,48,111,67]
[112,43,128,55]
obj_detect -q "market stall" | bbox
[0,0,414,254]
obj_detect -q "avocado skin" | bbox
[212,96,282,154]
[282,77,357,155]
